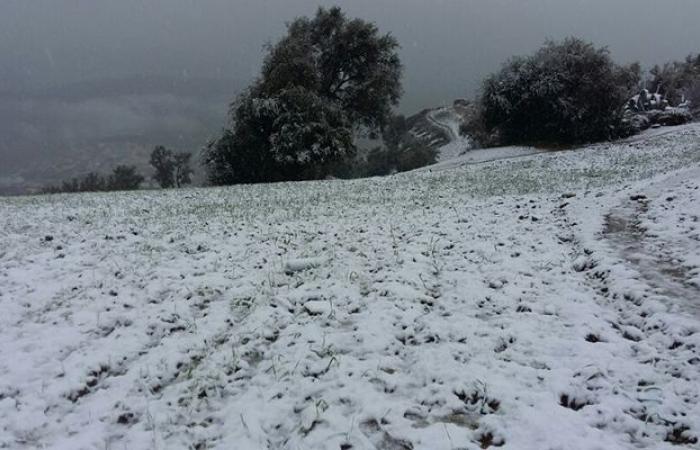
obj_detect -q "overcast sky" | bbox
[2,0,700,111]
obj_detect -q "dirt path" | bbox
[604,169,700,318]
[426,108,458,141]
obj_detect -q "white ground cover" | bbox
[1,124,700,450]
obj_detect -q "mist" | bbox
[4,0,700,107]
[2,0,700,192]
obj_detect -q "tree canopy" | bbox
[205,7,403,185]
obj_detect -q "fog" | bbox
[2,0,700,192]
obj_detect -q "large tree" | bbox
[257,7,403,132]
[205,7,403,185]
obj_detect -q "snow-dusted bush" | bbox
[478,37,640,146]
[623,90,694,132]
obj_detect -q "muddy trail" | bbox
[604,179,700,318]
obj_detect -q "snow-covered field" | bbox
[1,124,700,450]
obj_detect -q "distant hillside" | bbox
[0,77,241,195]
[404,100,473,161]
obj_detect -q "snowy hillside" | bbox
[406,105,472,162]
[2,124,700,449]
[425,107,472,162]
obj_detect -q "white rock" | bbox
[303,300,331,316]
[285,257,324,274]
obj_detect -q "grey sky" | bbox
[2,0,700,111]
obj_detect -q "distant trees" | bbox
[649,54,700,107]
[647,54,700,116]
[205,6,403,185]
[476,37,641,146]
[108,165,145,191]
[149,146,194,188]
[150,146,175,188]
[42,165,144,194]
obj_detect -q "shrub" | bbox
[478,37,640,146]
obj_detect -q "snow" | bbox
[423,145,547,171]
[1,123,700,449]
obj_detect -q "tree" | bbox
[257,7,403,132]
[108,165,144,191]
[150,146,194,188]
[206,87,354,183]
[79,172,106,192]
[150,146,175,188]
[478,37,640,146]
[173,152,194,188]
[205,7,403,185]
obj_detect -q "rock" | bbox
[573,256,597,272]
[303,300,331,316]
[561,193,577,199]
[300,405,319,433]
[285,258,324,274]
[488,279,505,290]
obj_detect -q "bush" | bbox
[478,37,640,146]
